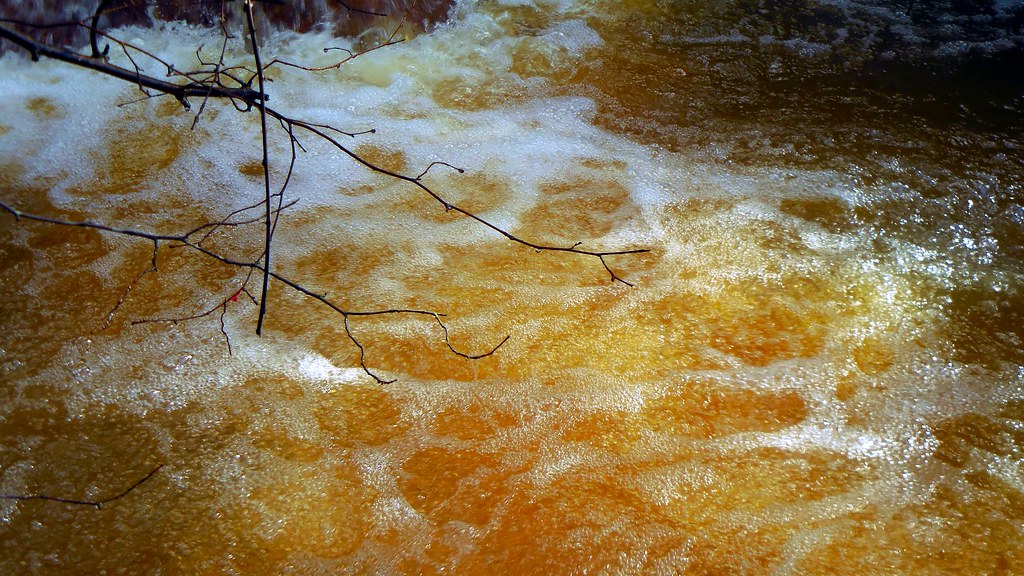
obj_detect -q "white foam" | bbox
[3,3,1023,569]
[296,353,365,390]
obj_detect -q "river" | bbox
[1,1,1023,574]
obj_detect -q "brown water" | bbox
[2,1,1023,574]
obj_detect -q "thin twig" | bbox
[98,238,158,331]
[416,161,465,180]
[133,270,256,356]
[1,200,509,383]
[0,465,164,510]
[272,113,650,285]
[334,0,388,17]
[192,198,298,247]
[263,21,404,72]
[428,312,510,359]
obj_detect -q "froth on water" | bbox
[1,1,1022,574]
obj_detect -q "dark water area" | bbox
[590,1,1024,164]
[0,0,455,50]
[584,1,1024,373]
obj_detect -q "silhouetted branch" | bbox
[416,161,465,180]
[274,114,651,285]
[0,465,164,510]
[99,238,159,331]
[0,0,650,382]
[0,23,265,110]
[192,197,298,247]
[1,12,650,284]
[334,0,388,18]
[263,21,405,72]
[0,198,507,383]
[244,0,274,336]
[133,271,258,355]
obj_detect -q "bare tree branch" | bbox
[0,23,265,110]
[0,199,508,383]
[0,465,164,510]
[1,16,649,281]
[262,20,405,72]
[0,0,649,383]
[416,161,465,180]
[98,238,159,331]
[243,0,274,336]
[273,113,651,285]
[334,0,388,18]
[133,270,258,355]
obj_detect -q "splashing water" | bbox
[1,1,1023,573]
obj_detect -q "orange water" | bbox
[2,2,1023,574]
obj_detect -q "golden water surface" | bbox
[2,1,1023,574]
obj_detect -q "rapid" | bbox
[1,1,1023,574]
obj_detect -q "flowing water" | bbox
[2,1,1024,574]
